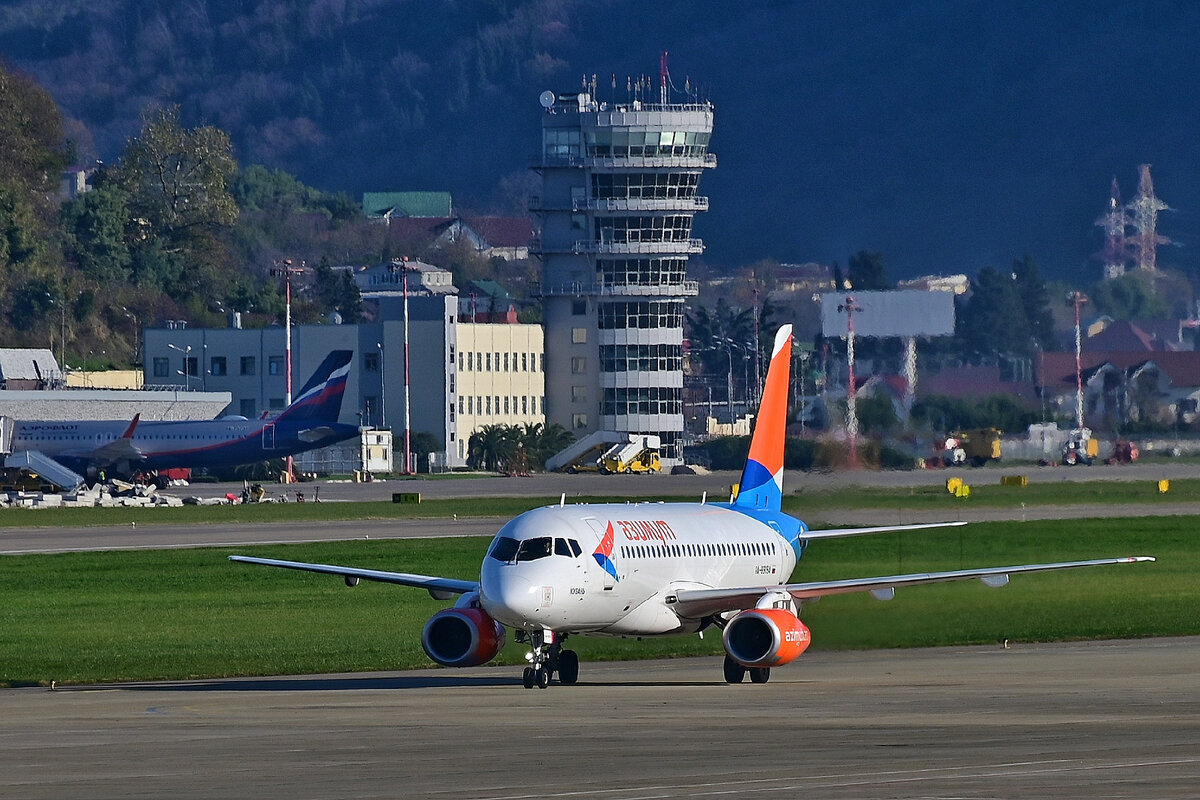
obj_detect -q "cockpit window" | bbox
[568,539,582,557]
[554,538,572,556]
[516,537,553,562]
[487,536,520,562]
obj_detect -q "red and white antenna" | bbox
[1094,176,1130,279]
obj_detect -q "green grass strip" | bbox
[1,515,1190,687]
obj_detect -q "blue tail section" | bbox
[733,325,792,512]
[276,350,353,423]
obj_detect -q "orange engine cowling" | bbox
[722,608,811,668]
[421,607,506,667]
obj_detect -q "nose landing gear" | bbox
[517,630,578,689]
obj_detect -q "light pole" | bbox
[838,295,863,469]
[122,307,141,367]
[272,259,306,481]
[168,343,193,390]
[377,341,386,429]
[1067,291,1088,430]
[798,349,810,437]
[389,259,413,474]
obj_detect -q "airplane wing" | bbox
[229,555,479,599]
[669,556,1155,619]
[63,415,144,464]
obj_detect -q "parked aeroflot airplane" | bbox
[232,328,1153,688]
[11,350,358,481]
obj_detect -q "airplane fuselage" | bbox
[479,503,806,636]
[12,417,361,474]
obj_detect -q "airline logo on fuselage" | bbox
[614,519,677,542]
[592,521,619,581]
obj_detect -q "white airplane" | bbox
[231,325,1154,688]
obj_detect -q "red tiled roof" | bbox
[1039,350,1200,389]
[921,364,1039,405]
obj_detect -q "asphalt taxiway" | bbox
[3,636,1197,799]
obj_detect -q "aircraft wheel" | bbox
[623,466,632,474]
[723,654,746,684]
[535,666,551,689]
[522,667,535,689]
[749,667,771,684]
[567,466,577,474]
[557,650,579,685]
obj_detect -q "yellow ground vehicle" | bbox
[601,448,661,474]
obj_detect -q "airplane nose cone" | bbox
[481,570,541,628]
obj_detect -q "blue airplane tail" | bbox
[276,351,354,423]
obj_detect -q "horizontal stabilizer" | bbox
[803,521,968,540]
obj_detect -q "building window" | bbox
[240,399,256,417]
[467,396,474,414]
[571,357,586,374]
[466,351,473,371]
[521,352,528,371]
[486,352,492,371]
[572,300,586,315]
[269,397,285,411]
[504,396,510,414]
[153,357,169,378]
[522,396,528,415]
[240,356,255,375]
[183,357,198,377]
[268,356,284,376]
[572,385,586,403]
[486,396,492,415]
[503,352,510,372]
[459,396,465,414]
[494,352,501,371]
[210,356,227,377]
[363,352,379,371]
[572,327,587,344]
[572,413,588,429]
[536,353,542,371]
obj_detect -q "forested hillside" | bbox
[4,1,1198,278]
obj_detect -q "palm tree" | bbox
[467,424,517,472]
[518,421,575,470]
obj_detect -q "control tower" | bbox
[532,86,714,465]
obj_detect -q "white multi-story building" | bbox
[532,89,714,465]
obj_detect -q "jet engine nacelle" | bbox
[722,608,811,667]
[421,607,506,667]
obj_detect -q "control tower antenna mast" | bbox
[1127,164,1171,272]
[660,51,669,104]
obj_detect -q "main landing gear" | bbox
[517,630,579,689]
[722,654,770,684]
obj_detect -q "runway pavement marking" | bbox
[462,757,1200,799]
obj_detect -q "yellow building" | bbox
[455,322,545,462]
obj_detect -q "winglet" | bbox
[734,325,792,511]
[120,413,141,439]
